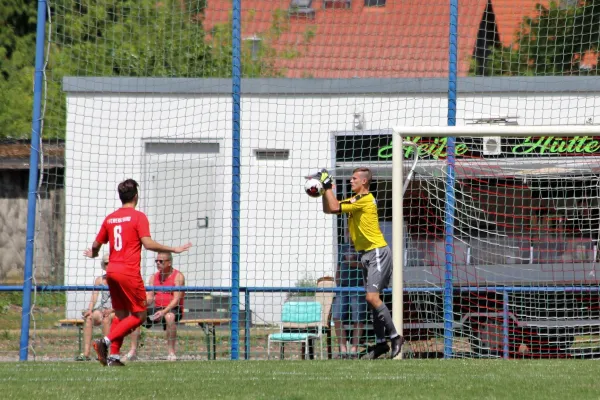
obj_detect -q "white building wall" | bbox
[64,88,600,322]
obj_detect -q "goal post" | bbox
[392,125,600,359]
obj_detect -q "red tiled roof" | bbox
[203,0,487,78]
[203,0,569,78]
[580,51,598,68]
[492,0,598,68]
[492,0,548,46]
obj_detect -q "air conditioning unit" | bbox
[482,136,502,155]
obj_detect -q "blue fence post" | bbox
[19,0,48,362]
[443,0,459,359]
[503,290,509,359]
[230,0,242,361]
[245,290,251,360]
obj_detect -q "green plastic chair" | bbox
[268,301,323,359]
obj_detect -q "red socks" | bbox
[108,315,143,355]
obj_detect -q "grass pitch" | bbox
[1,359,599,400]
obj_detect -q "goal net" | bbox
[393,126,600,359]
[4,0,600,361]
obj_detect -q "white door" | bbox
[144,154,216,288]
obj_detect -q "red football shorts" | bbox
[106,269,147,313]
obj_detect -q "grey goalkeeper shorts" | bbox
[360,246,393,293]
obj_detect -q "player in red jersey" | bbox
[84,179,192,366]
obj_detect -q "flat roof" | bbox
[62,77,600,95]
[0,141,64,169]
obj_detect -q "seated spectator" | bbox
[332,244,367,359]
[76,254,114,361]
[125,252,185,362]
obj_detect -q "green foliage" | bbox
[303,25,317,45]
[280,48,300,60]
[0,292,22,313]
[34,291,66,307]
[0,291,65,312]
[295,276,317,289]
[476,0,600,76]
[50,0,214,77]
[0,0,290,139]
[288,275,317,298]
[0,0,38,138]
[269,9,291,40]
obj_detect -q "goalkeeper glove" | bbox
[316,168,333,190]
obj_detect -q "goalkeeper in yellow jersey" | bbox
[315,167,404,359]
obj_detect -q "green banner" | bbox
[377,136,600,160]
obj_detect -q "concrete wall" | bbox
[0,169,64,284]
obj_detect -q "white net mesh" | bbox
[396,127,600,358]
[2,0,600,360]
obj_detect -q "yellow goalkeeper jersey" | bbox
[339,193,387,252]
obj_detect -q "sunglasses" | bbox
[155,260,169,264]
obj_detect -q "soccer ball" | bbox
[304,178,324,198]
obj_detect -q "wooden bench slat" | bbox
[58,319,84,326]
[180,318,231,326]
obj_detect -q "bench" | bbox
[179,318,231,360]
[56,315,230,360]
[56,319,84,356]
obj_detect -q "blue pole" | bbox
[230,0,242,361]
[503,290,509,359]
[443,0,458,359]
[19,0,47,362]
[245,290,251,360]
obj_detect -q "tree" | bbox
[475,0,600,76]
[0,0,286,139]
[0,0,38,138]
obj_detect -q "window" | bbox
[364,0,385,6]
[289,0,315,17]
[323,0,351,9]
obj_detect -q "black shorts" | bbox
[143,306,182,330]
